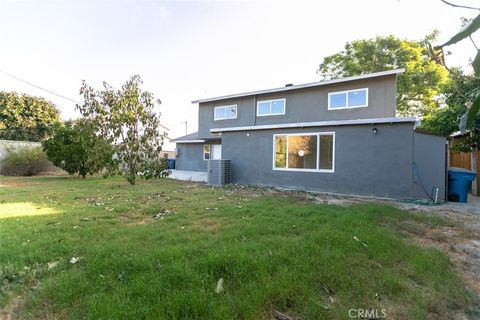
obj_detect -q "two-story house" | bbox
[171,69,447,201]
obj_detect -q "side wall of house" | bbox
[413,133,447,202]
[175,143,207,171]
[198,75,397,138]
[221,123,415,199]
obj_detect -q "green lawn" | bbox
[0,176,476,319]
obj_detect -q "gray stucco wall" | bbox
[221,123,417,199]
[413,132,447,201]
[198,75,397,138]
[175,141,221,172]
[175,143,207,171]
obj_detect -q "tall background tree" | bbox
[421,71,480,151]
[433,1,480,130]
[0,91,60,141]
[317,34,449,117]
[77,75,168,185]
[422,70,480,132]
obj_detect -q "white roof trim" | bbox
[210,117,417,133]
[193,69,405,104]
[449,131,470,138]
[172,139,205,143]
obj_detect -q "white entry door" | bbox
[211,145,222,160]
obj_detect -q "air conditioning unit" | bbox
[207,159,231,186]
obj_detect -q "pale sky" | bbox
[0,0,479,150]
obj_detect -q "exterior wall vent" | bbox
[207,159,231,186]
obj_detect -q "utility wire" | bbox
[0,69,81,104]
[1,69,173,132]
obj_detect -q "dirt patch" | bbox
[119,215,151,226]
[312,193,368,206]
[191,218,225,232]
[221,184,340,204]
[395,214,480,300]
[0,180,37,188]
[0,295,22,320]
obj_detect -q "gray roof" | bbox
[192,69,405,104]
[170,132,204,143]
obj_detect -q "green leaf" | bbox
[436,14,480,48]
[473,50,480,76]
[467,93,480,128]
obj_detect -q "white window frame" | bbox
[203,144,211,160]
[272,132,335,173]
[256,98,286,117]
[214,105,238,121]
[327,88,368,110]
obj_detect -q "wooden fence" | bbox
[449,136,479,195]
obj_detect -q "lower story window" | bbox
[274,132,334,172]
[203,145,210,160]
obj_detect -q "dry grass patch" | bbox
[190,218,227,233]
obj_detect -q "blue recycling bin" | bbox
[448,167,477,203]
[167,159,175,170]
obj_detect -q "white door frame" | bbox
[211,144,222,160]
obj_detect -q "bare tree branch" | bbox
[440,0,480,10]
[469,35,479,50]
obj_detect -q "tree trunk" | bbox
[127,155,136,185]
[128,164,136,185]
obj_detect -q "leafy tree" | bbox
[77,75,168,185]
[420,104,463,137]
[0,91,60,141]
[421,71,480,151]
[42,120,113,178]
[434,1,480,129]
[317,34,449,117]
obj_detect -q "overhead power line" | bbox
[0,69,81,104]
[1,69,173,131]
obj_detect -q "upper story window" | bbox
[257,98,286,116]
[328,88,368,110]
[214,105,237,120]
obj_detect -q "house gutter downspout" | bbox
[253,95,257,126]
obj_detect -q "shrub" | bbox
[42,120,113,178]
[0,147,52,176]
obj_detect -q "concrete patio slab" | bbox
[168,170,207,182]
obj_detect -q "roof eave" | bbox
[171,139,205,143]
[210,117,417,133]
